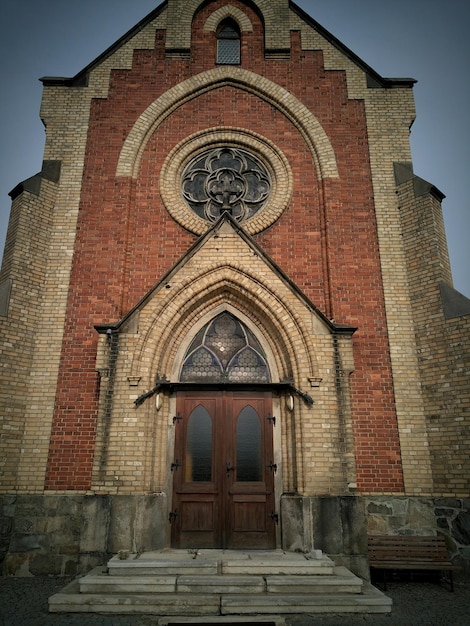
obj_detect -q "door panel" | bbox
[171,391,275,549]
[185,405,213,482]
[172,395,220,548]
[178,496,217,548]
[235,406,262,481]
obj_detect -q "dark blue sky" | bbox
[1,0,469,295]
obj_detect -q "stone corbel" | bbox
[308,377,322,388]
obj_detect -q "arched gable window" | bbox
[217,19,241,65]
[180,312,270,383]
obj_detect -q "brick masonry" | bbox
[0,0,468,575]
[40,0,403,494]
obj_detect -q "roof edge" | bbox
[40,1,167,88]
[96,213,357,336]
[290,1,416,89]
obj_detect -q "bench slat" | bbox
[367,534,460,591]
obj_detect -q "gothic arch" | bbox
[166,0,289,51]
[172,303,277,383]
[116,66,339,181]
[204,5,254,33]
[128,265,321,390]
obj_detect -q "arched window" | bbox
[217,20,241,65]
[180,312,270,383]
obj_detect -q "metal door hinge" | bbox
[170,460,181,472]
[173,413,182,424]
[267,461,277,473]
[269,512,279,524]
[267,415,276,426]
[168,510,178,524]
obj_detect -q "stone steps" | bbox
[78,566,363,595]
[49,549,392,617]
[107,550,336,577]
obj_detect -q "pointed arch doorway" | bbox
[170,312,277,549]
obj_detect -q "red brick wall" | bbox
[45,0,403,492]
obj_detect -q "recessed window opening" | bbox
[180,312,271,383]
[217,19,241,65]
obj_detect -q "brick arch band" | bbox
[166,0,290,51]
[116,67,339,181]
[159,127,293,235]
[203,5,254,32]
[128,267,319,389]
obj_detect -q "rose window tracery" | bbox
[181,147,271,223]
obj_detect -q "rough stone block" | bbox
[80,496,111,553]
[453,510,470,545]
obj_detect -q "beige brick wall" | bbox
[397,176,470,496]
[363,89,434,496]
[292,7,434,495]
[166,0,290,51]
[0,179,57,490]
[2,0,464,504]
[0,13,167,494]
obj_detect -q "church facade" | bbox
[1,0,469,578]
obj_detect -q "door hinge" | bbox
[173,413,182,424]
[170,460,181,472]
[267,415,276,426]
[269,512,279,524]
[168,510,178,524]
[267,461,277,473]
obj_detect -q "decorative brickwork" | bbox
[159,127,292,234]
[166,0,290,52]
[116,66,339,181]
[0,0,468,575]
[204,5,254,33]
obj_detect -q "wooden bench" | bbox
[368,534,461,591]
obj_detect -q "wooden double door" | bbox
[171,391,276,549]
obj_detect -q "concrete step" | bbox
[50,581,221,616]
[221,557,335,576]
[157,615,286,626]
[108,558,218,577]
[177,575,266,594]
[107,550,335,577]
[50,581,391,615]
[221,585,392,615]
[49,550,392,617]
[266,567,363,594]
[79,569,177,594]
[79,569,360,596]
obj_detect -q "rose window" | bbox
[181,147,271,223]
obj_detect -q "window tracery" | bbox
[180,312,271,383]
[181,147,271,223]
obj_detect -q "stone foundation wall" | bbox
[280,495,369,579]
[0,494,168,577]
[2,493,469,577]
[366,496,470,576]
[281,495,470,580]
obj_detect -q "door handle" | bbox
[226,461,235,477]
